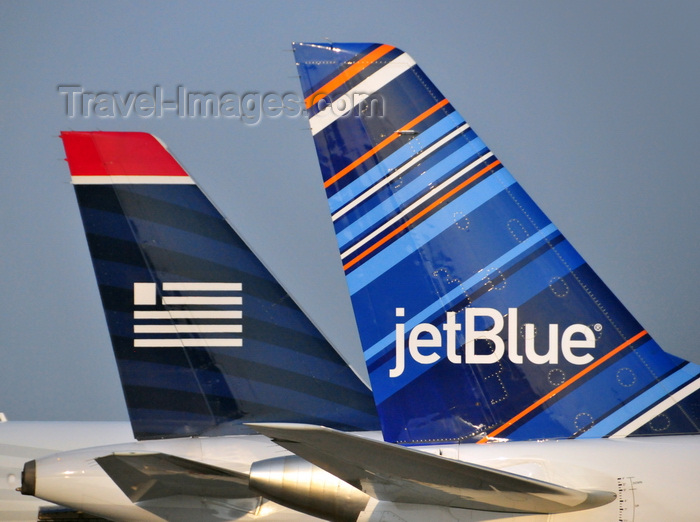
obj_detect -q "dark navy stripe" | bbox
[77,185,249,251]
[119,352,376,417]
[80,208,274,282]
[334,133,487,250]
[84,236,305,315]
[305,47,405,118]
[328,112,467,214]
[630,386,700,436]
[507,340,682,439]
[582,364,700,438]
[338,156,499,269]
[123,385,237,419]
[314,70,451,196]
[296,43,379,99]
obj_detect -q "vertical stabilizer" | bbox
[61,131,379,440]
[293,42,699,444]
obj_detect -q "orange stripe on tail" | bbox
[324,98,450,190]
[477,329,648,443]
[304,44,395,109]
[343,158,499,271]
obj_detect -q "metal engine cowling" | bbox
[250,456,369,522]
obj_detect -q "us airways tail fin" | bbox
[61,131,379,440]
[292,42,700,444]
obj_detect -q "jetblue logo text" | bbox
[390,308,597,378]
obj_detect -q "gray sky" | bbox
[1,1,698,421]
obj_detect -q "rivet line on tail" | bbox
[304,44,395,109]
[324,99,450,189]
[343,158,500,271]
[478,329,649,443]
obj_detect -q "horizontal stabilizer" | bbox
[95,452,252,502]
[249,423,615,514]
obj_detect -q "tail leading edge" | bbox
[61,131,379,440]
[292,42,700,444]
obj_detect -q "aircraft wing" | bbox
[95,453,253,502]
[249,423,615,514]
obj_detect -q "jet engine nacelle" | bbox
[21,450,163,522]
[19,436,313,522]
[250,456,369,522]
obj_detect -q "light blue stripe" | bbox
[579,363,700,438]
[336,138,487,248]
[347,169,518,296]
[363,222,558,363]
[328,112,465,213]
[369,227,573,405]
[505,339,670,439]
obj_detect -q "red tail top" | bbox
[61,132,191,183]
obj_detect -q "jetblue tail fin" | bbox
[292,42,700,444]
[61,131,379,440]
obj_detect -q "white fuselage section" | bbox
[26,431,699,522]
[394,435,698,522]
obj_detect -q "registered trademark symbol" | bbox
[594,324,603,332]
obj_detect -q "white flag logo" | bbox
[133,282,243,348]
